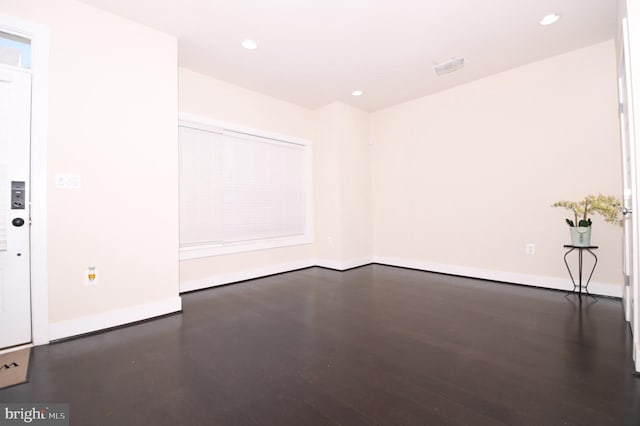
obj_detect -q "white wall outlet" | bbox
[525,243,536,255]
[85,266,98,286]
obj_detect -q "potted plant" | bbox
[552,194,622,246]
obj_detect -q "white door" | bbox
[619,18,640,366]
[0,65,32,349]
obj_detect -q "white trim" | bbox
[180,259,314,293]
[313,259,344,271]
[315,256,374,271]
[625,285,633,321]
[0,343,33,355]
[48,297,182,341]
[0,63,29,75]
[372,256,622,298]
[0,14,49,345]
[180,255,621,297]
[180,235,312,260]
[179,113,310,147]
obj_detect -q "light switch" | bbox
[55,173,81,189]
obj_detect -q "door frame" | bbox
[0,14,49,345]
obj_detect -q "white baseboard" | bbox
[42,256,623,343]
[48,297,182,341]
[372,256,622,298]
[0,343,33,355]
[624,286,633,322]
[180,260,315,293]
[315,256,373,271]
[181,255,621,298]
[180,257,374,293]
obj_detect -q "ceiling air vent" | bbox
[434,57,464,76]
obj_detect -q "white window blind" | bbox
[179,118,311,258]
[179,126,225,246]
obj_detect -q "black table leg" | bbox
[583,248,598,298]
[563,247,578,293]
[563,246,598,301]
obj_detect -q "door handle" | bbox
[11,217,25,227]
[622,207,633,215]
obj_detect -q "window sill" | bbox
[179,235,313,260]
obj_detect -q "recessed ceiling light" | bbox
[241,39,258,50]
[352,90,363,97]
[539,14,560,26]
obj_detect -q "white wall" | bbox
[338,105,371,264]
[370,41,622,296]
[1,0,181,339]
[313,102,372,269]
[313,103,344,264]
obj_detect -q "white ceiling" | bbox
[78,0,616,112]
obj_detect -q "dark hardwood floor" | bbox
[1,265,639,425]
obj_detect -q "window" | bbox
[0,31,31,69]
[179,115,312,259]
